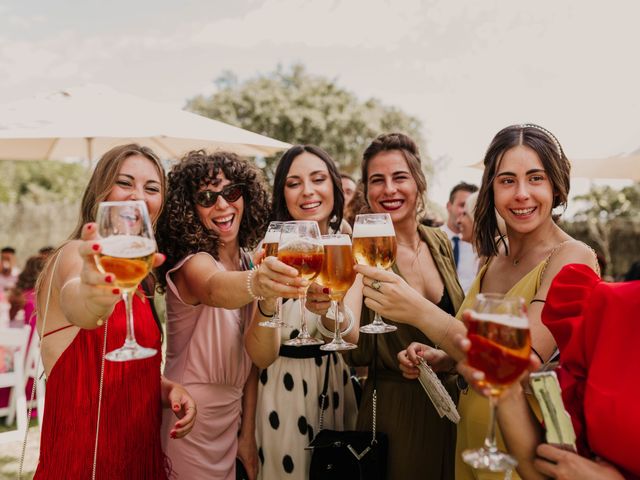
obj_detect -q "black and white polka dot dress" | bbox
[256,299,358,479]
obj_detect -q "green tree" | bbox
[566,182,640,275]
[186,64,428,179]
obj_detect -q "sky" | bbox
[1,0,638,213]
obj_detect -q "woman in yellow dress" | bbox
[355,124,599,479]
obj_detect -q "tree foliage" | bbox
[186,64,428,179]
[0,160,88,204]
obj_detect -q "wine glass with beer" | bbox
[95,200,158,361]
[277,221,325,346]
[258,221,288,328]
[318,234,357,351]
[352,213,398,334]
[462,293,531,472]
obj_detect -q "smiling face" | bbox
[366,150,419,226]
[457,210,474,242]
[493,145,555,235]
[283,152,335,233]
[195,171,244,245]
[107,154,163,223]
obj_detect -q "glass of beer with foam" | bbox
[318,234,357,351]
[95,200,158,361]
[258,221,288,328]
[352,213,398,334]
[277,221,325,346]
[462,293,531,472]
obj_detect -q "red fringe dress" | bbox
[34,294,168,479]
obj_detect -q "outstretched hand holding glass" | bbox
[94,200,158,361]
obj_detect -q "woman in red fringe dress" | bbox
[33,144,196,479]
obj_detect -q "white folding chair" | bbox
[0,325,30,444]
[24,329,45,429]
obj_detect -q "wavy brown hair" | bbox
[361,132,427,217]
[474,124,571,258]
[156,150,270,291]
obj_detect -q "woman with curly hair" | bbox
[156,150,304,480]
[244,145,358,480]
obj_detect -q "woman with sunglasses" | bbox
[244,145,358,480]
[156,150,303,480]
[34,144,195,479]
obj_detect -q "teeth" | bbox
[512,208,535,215]
[301,202,321,210]
[214,215,233,223]
[381,200,402,208]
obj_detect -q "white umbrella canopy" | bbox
[0,85,290,162]
[467,148,640,181]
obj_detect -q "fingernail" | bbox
[92,244,100,251]
[170,431,177,439]
[87,224,93,231]
[112,288,120,295]
[472,371,484,381]
[322,287,330,294]
[105,275,113,283]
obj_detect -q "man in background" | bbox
[441,183,478,292]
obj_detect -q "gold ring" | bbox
[371,280,382,291]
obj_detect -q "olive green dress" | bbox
[345,226,464,479]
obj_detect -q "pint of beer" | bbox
[352,217,397,269]
[97,235,156,290]
[466,294,530,395]
[317,235,356,301]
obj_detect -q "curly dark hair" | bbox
[156,150,271,291]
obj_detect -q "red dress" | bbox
[543,264,640,479]
[34,293,168,479]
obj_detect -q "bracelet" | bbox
[246,267,264,301]
[315,305,355,337]
[434,315,454,350]
[257,301,275,318]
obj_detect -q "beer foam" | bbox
[472,312,529,329]
[278,238,323,252]
[263,231,281,244]
[352,222,395,238]
[100,235,156,258]
[321,236,351,246]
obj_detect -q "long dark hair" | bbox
[156,150,271,291]
[270,145,344,232]
[474,124,571,258]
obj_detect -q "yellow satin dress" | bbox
[455,259,547,480]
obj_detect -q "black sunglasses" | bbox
[194,183,245,208]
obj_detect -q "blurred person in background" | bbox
[441,182,479,293]
[0,246,20,292]
[340,173,357,211]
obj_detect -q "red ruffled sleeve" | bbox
[543,263,640,478]
[542,263,601,457]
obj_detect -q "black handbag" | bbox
[308,338,388,480]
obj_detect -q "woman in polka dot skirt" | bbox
[245,145,358,480]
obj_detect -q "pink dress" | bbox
[161,253,255,479]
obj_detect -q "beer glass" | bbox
[352,213,397,334]
[258,221,288,328]
[95,201,158,361]
[462,293,531,472]
[278,221,325,346]
[318,234,357,351]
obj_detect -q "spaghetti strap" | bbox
[43,324,75,338]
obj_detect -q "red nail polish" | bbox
[87,224,93,231]
[170,432,177,439]
[92,244,100,251]
[158,253,166,262]
[112,288,120,295]
[322,287,330,294]
[105,275,113,283]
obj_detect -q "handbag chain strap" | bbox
[316,336,379,447]
[318,352,332,432]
